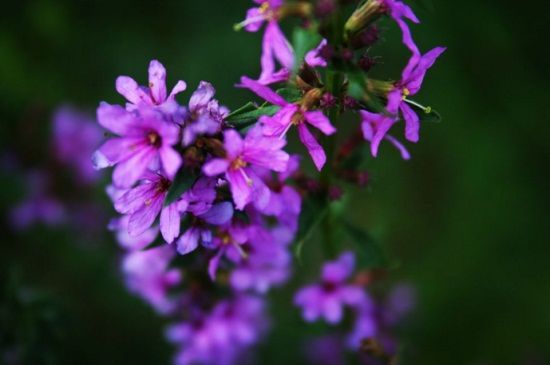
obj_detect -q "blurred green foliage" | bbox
[1,0,549,364]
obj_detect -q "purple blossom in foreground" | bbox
[93,104,182,187]
[114,171,172,237]
[116,60,187,112]
[160,177,218,244]
[174,202,234,255]
[368,47,445,157]
[166,295,269,365]
[202,124,289,210]
[238,0,293,84]
[241,76,336,170]
[294,251,367,324]
[52,106,104,184]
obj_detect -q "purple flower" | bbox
[122,245,181,314]
[368,47,445,157]
[93,104,182,187]
[114,171,173,237]
[166,295,269,365]
[160,177,218,244]
[305,39,328,67]
[108,215,159,250]
[182,81,227,146]
[228,225,293,293]
[238,1,294,84]
[360,109,410,160]
[174,202,234,255]
[202,124,289,210]
[294,252,367,324]
[116,60,187,110]
[241,76,336,170]
[51,106,104,184]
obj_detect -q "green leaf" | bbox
[341,220,394,269]
[276,87,303,103]
[294,195,329,260]
[164,168,197,206]
[225,103,281,131]
[292,27,322,73]
[345,63,385,113]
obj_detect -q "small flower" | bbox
[114,171,172,237]
[236,1,294,84]
[116,60,187,110]
[368,47,445,156]
[294,252,367,324]
[202,124,289,210]
[93,104,182,188]
[241,76,336,170]
[360,108,410,160]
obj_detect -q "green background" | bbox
[1,0,549,364]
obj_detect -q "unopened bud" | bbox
[315,0,336,18]
[320,93,336,109]
[357,55,376,73]
[349,25,380,49]
[340,48,354,61]
[344,0,385,41]
[328,185,343,201]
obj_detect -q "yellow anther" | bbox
[401,88,410,100]
[259,2,270,13]
[424,106,432,113]
[149,82,154,87]
[230,156,247,170]
[144,200,151,207]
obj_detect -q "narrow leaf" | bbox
[164,168,197,206]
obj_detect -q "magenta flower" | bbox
[93,104,182,187]
[114,171,172,237]
[241,76,336,170]
[294,252,367,324]
[369,47,445,157]
[116,60,187,110]
[238,0,294,84]
[360,109,410,160]
[202,124,289,210]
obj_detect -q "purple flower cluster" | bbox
[93,59,302,364]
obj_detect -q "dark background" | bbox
[1,0,549,364]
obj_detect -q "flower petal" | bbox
[240,77,288,107]
[400,102,420,142]
[116,77,150,106]
[148,60,167,104]
[304,111,336,135]
[297,123,326,171]
[175,228,200,255]
[160,204,181,243]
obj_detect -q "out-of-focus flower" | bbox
[294,252,367,324]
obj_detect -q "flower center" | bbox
[291,112,304,126]
[230,156,247,170]
[147,131,162,148]
[401,87,410,100]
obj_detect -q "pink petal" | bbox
[169,80,187,100]
[223,129,244,159]
[226,169,251,210]
[148,60,167,104]
[97,103,136,136]
[304,111,336,135]
[400,103,420,142]
[112,147,154,188]
[115,76,150,105]
[128,195,164,236]
[159,146,182,180]
[240,77,288,107]
[297,123,326,171]
[160,204,181,243]
[202,158,230,177]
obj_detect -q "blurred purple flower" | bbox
[166,295,269,365]
[294,251,367,324]
[51,105,104,183]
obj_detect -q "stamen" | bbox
[279,122,293,140]
[232,242,249,259]
[233,14,267,31]
[403,98,431,113]
[239,168,253,186]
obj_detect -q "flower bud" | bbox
[344,0,385,40]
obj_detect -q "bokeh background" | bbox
[1,0,549,364]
